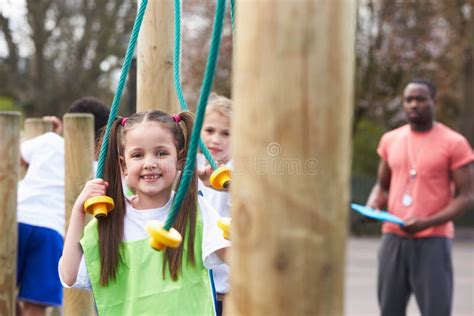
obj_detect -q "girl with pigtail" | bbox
[60,110,230,315]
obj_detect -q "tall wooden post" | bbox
[21,118,53,179]
[23,118,53,140]
[63,114,96,316]
[0,112,21,316]
[137,0,178,113]
[227,1,356,315]
[21,118,61,316]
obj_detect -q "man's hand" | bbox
[365,201,381,211]
[401,217,430,234]
[358,203,381,224]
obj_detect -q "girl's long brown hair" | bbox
[97,110,197,285]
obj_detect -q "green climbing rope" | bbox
[173,0,218,171]
[165,0,226,230]
[230,0,236,38]
[93,0,225,231]
[96,0,148,179]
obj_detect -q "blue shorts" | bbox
[17,223,64,306]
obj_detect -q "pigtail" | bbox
[94,110,198,282]
[97,117,126,286]
[163,111,198,280]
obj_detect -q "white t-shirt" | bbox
[17,132,65,236]
[197,154,232,218]
[60,193,231,289]
[197,154,232,294]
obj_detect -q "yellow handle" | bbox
[217,217,232,240]
[210,166,232,190]
[145,220,183,251]
[84,196,114,218]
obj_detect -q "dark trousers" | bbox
[216,300,223,316]
[216,294,225,316]
[378,234,453,316]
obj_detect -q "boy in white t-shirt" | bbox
[198,93,233,316]
[16,97,109,316]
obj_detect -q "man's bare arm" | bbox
[366,160,392,210]
[402,163,474,233]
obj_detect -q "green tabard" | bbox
[80,213,214,315]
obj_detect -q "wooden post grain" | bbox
[22,117,62,316]
[0,112,21,316]
[24,118,53,140]
[227,1,356,315]
[137,0,178,113]
[21,118,54,179]
[63,114,96,316]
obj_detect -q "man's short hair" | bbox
[408,79,437,99]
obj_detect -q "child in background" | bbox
[198,93,233,316]
[16,97,109,316]
[60,110,230,315]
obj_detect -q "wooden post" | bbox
[23,118,53,140]
[0,112,21,316]
[63,114,96,316]
[137,0,178,113]
[21,118,60,316]
[21,118,53,179]
[227,1,356,315]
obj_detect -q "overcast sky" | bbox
[0,0,28,58]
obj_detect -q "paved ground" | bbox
[345,235,474,316]
[47,233,473,316]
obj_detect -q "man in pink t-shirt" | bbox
[366,79,474,316]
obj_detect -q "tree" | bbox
[457,0,474,146]
[0,0,234,116]
[355,0,473,134]
[181,1,233,109]
[0,0,136,116]
[353,0,474,178]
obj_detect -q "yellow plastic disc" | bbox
[145,220,183,251]
[83,196,114,218]
[217,217,232,240]
[210,166,232,190]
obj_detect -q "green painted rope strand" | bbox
[96,0,148,179]
[172,0,218,171]
[230,0,236,38]
[165,0,226,230]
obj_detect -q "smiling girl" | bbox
[59,110,230,315]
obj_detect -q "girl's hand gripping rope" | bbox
[81,179,114,218]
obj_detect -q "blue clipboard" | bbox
[351,203,405,225]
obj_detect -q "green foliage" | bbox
[350,174,381,236]
[0,96,19,111]
[350,118,388,235]
[352,117,385,177]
